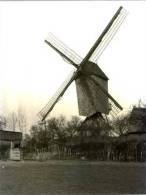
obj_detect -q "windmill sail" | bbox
[88,75,122,111]
[108,98,122,117]
[38,70,77,121]
[79,7,127,66]
[90,8,128,63]
[45,33,82,67]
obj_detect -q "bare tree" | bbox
[6,112,18,132]
[5,107,27,136]
[66,116,82,138]
[0,115,6,130]
[47,115,67,141]
[17,107,27,136]
[111,113,130,136]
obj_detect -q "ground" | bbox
[0,160,146,195]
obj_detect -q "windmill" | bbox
[38,6,128,123]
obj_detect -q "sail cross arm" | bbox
[38,70,77,121]
[90,7,128,63]
[80,6,127,66]
[45,33,82,67]
[88,75,123,111]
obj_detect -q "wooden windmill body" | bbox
[38,6,128,122]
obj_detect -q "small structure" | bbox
[0,130,22,160]
[120,107,146,161]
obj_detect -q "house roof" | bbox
[0,130,22,141]
[130,107,146,120]
[82,61,109,80]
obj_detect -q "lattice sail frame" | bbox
[38,70,76,121]
[90,8,128,63]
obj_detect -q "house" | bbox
[0,130,22,160]
[120,107,146,161]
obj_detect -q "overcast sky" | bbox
[0,1,146,124]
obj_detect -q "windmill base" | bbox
[80,112,109,137]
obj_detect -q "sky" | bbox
[0,1,146,126]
